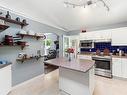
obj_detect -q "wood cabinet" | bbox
[112,57,127,78]
[0,65,11,95]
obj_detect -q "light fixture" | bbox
[87,0,93,5]
[64,0,110,11]
[84,5,85,8]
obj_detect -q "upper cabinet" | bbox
[80,31,95,40]
[80,29,112,40]
[92,30,112,40]
[79,27,127,46]
[112,27,127,46]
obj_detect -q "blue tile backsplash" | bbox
[80,42,127,53]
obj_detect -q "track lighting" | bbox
[87,0,93,5]
[64,0,110,11]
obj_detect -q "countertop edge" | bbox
[78,53,127,59]
[0,63,12,69]
[44,59,95,73]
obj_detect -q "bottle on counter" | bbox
[119,50,125,56]
[119,50,122,56]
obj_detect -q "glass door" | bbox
[69,36,79,59]
[63,35,70,57]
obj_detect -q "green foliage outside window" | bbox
[45,39,52,46]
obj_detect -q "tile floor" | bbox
[8,69,127,95]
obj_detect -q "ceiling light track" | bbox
[64,0,110,11]
[99,0,110,11]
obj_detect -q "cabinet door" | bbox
[0,65,11,95]
[121,58,127,78]
[79,33,87,40]
[79,32,94,40]
[100,30,112,40]
[112,58,122,77]
[112,27,127,46]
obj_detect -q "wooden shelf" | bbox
[16,56,42,63]
[0,44,29,50]
[0,24,9,30]
[0,16,28,28]
[17,33,46,40]
[16,57,33,63]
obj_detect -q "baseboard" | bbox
[12,74,45,90]
[113,76,127,81]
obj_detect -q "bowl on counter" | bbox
[0,59,8,64]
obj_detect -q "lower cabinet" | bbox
[0,65,11,95]
[112,58,127,79]
[121,59,127,78]
[77,56,127,79]
[112,58,122,77]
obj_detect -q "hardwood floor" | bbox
[8,69,127,95]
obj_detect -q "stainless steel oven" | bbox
[92,56,112,78]
[79,40,94,48]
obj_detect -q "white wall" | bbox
[0,8,66,86]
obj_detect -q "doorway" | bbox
[43,33,59,74]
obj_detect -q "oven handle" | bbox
[92,58,111,61]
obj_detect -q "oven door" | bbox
[94,59,112,78]
[95,60,111,70]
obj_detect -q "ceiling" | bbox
[0,0,127,32]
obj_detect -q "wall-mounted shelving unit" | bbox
[0,44,29,50]
[17,33,46,40]
[0,16,29,29]
[0,24,9,30]
[16,56,42,63]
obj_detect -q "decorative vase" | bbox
[6,11,11,19]
[68,53,71,61]
[22,19,27,24]
[16,17,20,22]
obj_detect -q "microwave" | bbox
[79,40,94,48]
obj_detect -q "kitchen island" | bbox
[44,58,95,95]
